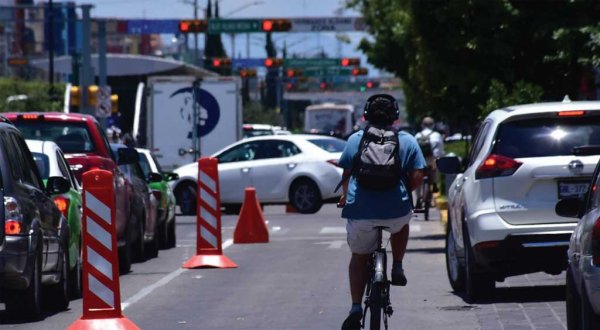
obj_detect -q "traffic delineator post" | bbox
[68,169,140,330]
[234,187,269,244]
[183,157,237,269]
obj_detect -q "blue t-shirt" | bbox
[338,130,427,220]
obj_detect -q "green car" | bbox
[137,148,178,249]
[27,139,83,297]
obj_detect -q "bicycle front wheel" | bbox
[369,282,383,330]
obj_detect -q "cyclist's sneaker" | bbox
[341,311,361,330]
[391,268,407,286]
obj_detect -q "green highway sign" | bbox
[302,67,353,77]
[207,19,262,33]
[284,58,341,68]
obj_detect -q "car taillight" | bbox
[152,190,162,201]
[327,159,340,167]
[592,217,600,266]
[475,154,522,180]
[4,197,24,235]
[54,196,70,218]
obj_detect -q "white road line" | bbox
[122,238,234,310]
[319,227,346,235]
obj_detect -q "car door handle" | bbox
[241,168,250,173]
[287,163,297,169]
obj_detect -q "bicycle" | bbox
[414,167,433,221]
[361,226,394,330]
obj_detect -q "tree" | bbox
[348,0,600,130]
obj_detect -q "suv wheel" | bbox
[5,245,42,320]
[289,179,322,214]
[445,217,465,292]
[48,242,70,310]
[463,223,495,303]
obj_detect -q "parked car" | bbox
[137,148,178,249]
[0,119,71,319]
[437,101,600,303]
[112,144,160,260]
[6,112,139,273]
[171,134,345,215]
[555,146,600,329]
[26,139,83,298]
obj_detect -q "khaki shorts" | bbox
[346,214,412,254]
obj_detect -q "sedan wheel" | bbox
[445,219,465,292]
[566,268,581,330]
[289,179,322,214]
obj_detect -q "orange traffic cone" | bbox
[234,187,269,243]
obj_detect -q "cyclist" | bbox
[414,116,445,205]
[338,94,426,330]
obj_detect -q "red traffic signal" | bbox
[179,20,208,33]
[352,67,368,76]
[212,57,232,68]
[366,80,380,89]
[264,57,283,68]
[240,68,257,78]
[320,82,328,90]
[286,68,303,78]
[262,19,292,32]
[285,83,295,91]
[341,58,360,67]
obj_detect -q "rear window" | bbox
[493,116,600,158]
[15,121,96,154]
[307,138,346,153]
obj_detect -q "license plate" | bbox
[558,181,589,199]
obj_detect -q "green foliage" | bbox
[0,78,64,113]
[348,0,600,129]
[480,80,544,118]
[243,101,280,125]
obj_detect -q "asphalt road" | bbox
[0,204,567,329]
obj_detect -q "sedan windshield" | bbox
[307,138,346,153]
[15,122,96,154]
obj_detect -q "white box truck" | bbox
[143,76,242,171]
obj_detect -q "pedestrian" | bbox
[338,94,426,329]
[414,116,445,197]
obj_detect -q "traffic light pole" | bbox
[80,4,93,116]
[194,0,199,67]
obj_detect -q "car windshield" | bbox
[307,138,346,153]
[31,152,49,179]
[15,121,96,154]
[493,115,600,158]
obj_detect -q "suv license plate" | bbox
[558,181,589,199]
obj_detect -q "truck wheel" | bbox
[177,183,197,216]
[289,179,322,214]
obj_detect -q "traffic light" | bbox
[111,94,119,113]
[178,20,208,33]
[286,68,303,78]
[70,86,80,107]
[365,80,380,89]
[88,85,99,107]
[262,19,292,32]
[239,68,257,78]
[341,58,360,67]
[264,57,283,68]
[285,82,295,91]
[320,82,328,91]
[352,67,368,76]
[212,57,232,68]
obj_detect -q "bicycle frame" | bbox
[362,227,393,330]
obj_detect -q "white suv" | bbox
[438,101,600,303]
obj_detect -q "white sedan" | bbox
[170,134,345,214]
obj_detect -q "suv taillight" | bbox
[475,154,522,180]
[4,197,24,235]
[592,217,600,266]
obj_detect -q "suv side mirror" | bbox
[117,147,139,165]
[163,172,179,181]
[555,197,584,218]
[436,156,462,174]
[148,172,163,183]
[46,176,70,195]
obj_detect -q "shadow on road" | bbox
[405,247,445,254]
[411,234,444,241]
[455,285,566,304]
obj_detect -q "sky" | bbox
[66,0,379,75]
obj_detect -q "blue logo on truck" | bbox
[170,86,220,138]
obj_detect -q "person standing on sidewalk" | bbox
[338,94,426,329]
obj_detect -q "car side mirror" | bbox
[163,172,179,181]
[436,156,462,174]
[148,172,163,183]
[555,197,584,218]
[46,176,70,195]
[117,147,139,165]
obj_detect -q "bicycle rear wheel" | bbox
[369,282,383,330]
